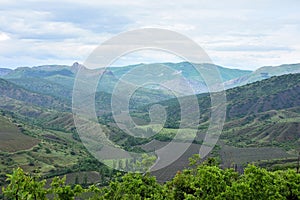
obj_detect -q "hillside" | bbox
[225,63,300,89]
[226,74,300,118]
[0,68,12,76]
[129,73,300,181]
[137,73,300,126]
[0,115,39,152]
[108,62,251,83]
[0,78,69,111]
[0,63,299,184]
[1,62,252,97]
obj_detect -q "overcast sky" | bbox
[0,0,300,70]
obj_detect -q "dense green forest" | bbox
[2,156,300,200]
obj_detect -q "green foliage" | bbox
[98,173,166,200]
[2,167,48,200]
[50,176,83,200]
[45,148,51,154]
[217,166,300,200]
[166,164,238,199]
[2,162,300,200]
[2,168,85,200]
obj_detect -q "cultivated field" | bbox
[219,144,294,168]
[0,116,39,152]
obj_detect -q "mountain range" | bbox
[1,62,299,97]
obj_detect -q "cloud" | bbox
[0,32,10,41]
[213,45,293,52]
[0,0,300,69]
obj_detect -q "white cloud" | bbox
[112,50,184,67]
[0,32,10,41]
[0,0,300,69]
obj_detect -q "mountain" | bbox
[1,63,298,146]
[139,73,300,129]
[6,77,73,100]
[0,78,69,111]
[1,62,252,97]
[102,71,300,140]
[0,68,12,76]
[226,74,300,118]
[3,62,300,97]
[225,63,300,89]
[3,65,72,79]
[107,62,252,95]
[108,62,251,82]
[129,73,300,181]
[0,62,299,185]
[134,73,300,150]
[0,77,79,134]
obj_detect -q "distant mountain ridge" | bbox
[2,62,300,95]
[0,68,12,76]
[1,61,299,114]
[0,62,251,96]
[225,63,300,89]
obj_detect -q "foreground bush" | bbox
[2,158,300,199]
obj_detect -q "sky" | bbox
[0,0,300,70]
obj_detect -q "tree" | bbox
[2,158,300,200]
[2,167,48,200]
[50,176,83,200]
[82,173,88,187]
[45,148,51,154]
[74,175,79,185]
[100,173,166,200]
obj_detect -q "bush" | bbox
[45,148,51,154]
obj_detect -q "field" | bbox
[45,171,102,186]
[138,136,297,182]
[219,144,294,168]
[0,115,107,186]
[139,140,202,182]
[0,115,39,152]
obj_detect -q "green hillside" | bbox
[0,64,299,185]
[0,78,69,111]
[136,73,300,126]
[127,73,300,181]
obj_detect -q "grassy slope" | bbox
[0,113,105,186]
[0,78,70,111]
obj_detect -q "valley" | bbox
[0,62,299,186]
